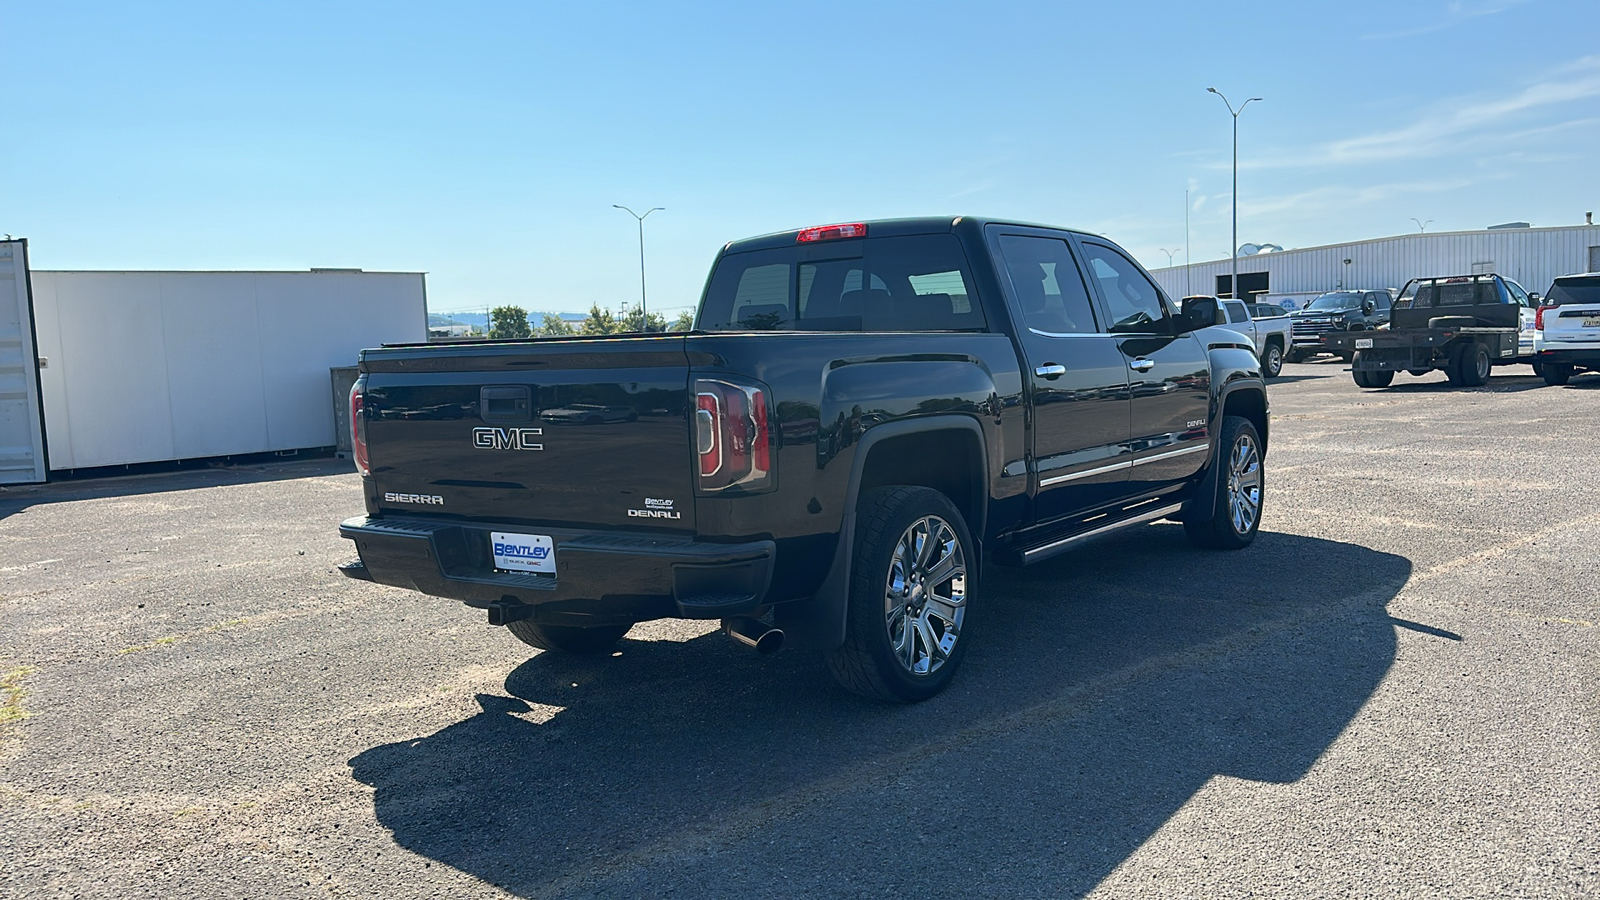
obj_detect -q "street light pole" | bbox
[1185,188,1192,298]
[1207,88,1261,300]
[613,204,664,329]
[1411,217,1432,233]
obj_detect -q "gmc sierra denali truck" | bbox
[339,217,1270,702]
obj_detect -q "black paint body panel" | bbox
[343,217,1267,639]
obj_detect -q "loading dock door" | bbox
[0,239,47,484]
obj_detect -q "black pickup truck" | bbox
[1326,273,1539,388]
[339,217,1269,702]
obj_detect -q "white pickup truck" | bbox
[1216,298,1291,377]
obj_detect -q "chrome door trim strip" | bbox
[1130,444,1208,467]
[1038,459,1131,487]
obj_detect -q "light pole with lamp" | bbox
[1411,218,1432,233]
[1207,87,1261,300]
[613,205,664,330]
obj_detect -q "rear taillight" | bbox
[1536,305,1552,330]
[694,377,772,492]
[349,377,370,477]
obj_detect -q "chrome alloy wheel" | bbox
[884,515,967,677]
[1227,432,1262,536]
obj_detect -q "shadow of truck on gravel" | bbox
[351,528,1413,898]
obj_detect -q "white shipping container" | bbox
[30,269,426,470]
[0,240,46,484]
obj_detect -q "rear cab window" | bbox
[698,234,986,332]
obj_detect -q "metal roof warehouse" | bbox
[1149,223,1600,309]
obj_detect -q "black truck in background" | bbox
[1286,290,1393,362]
[1327,273,1539,388]
[339,217,1270,702]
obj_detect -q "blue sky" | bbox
[2,1,1596,319]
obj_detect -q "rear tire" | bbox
[826,486,974,703]
[1456,342,1490,386]
[1406,368,1431,377]
[507,620,632,654]
[1260,343,1284,378]
[1543,363,1573,386]
[1530,359,1544,378]
[1285,349,1306,364]
[1184,416,1263,551]
[1350,352,1393,388]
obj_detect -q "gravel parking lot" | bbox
[2,358,1596,899]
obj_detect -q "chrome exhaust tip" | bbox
[722,617,784,655]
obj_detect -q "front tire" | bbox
[1184,416,1263,551]
[507,620,632,654]
[827,487,973,703]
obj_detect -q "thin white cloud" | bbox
[1363,0,1533,41]
[1238,177,1479,219]
[1192,194,1208,214]
[947,179,997,200]
[1238,57,1600,169]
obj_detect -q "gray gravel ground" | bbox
[1,358,1596,899]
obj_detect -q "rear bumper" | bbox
[339,515,774,624]
[1537,347,1600,368]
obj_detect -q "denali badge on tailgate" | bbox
[472,427,543,451]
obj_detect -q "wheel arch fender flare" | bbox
[776,415,989,652]
[1185,380,1268,523]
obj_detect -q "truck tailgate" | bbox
[361,336,696,532]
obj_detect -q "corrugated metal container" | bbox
[1151,225,1600,304]
[30,269,426,470]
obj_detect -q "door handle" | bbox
[1034,364,1067,379]
[1129,358,1155,372]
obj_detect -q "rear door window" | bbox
[699,235,985,332]
[1224,301,1249,324]
[996,235,1100,334]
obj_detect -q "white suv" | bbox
[1535,273,1600,385]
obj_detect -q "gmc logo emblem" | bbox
[472,427,543,451]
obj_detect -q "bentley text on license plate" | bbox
[491,532,555,575]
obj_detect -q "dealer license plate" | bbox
[1583,316,1600,327]
[1355,338,1374,349]
[491,532,555,575]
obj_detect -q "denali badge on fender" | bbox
[472,427,543,451]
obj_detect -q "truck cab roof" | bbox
[721,216,1095,254]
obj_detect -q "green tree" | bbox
[538,313,574,336]
[669,310,695,332]
[488,305,531,339]
[581,304,618,335]
[619,304,667,334]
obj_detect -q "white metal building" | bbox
[1,240,427,481]
[1150,224,1600,309]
